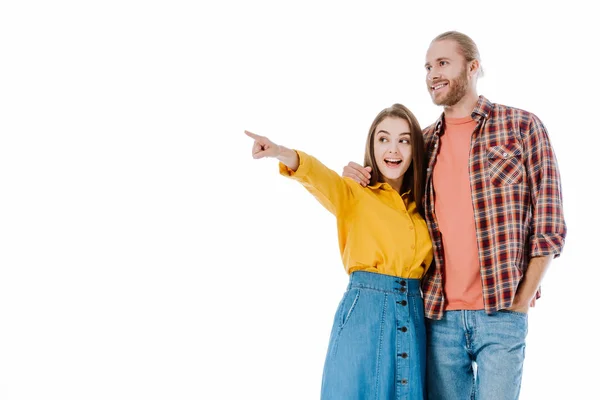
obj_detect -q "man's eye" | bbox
[425,66,431,71]
[440,61,448,66]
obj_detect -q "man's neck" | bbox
[443,91,479,119]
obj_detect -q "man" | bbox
[342,31,566,400]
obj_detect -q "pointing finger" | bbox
[244,130,262,141]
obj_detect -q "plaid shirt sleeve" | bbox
[524,114,567,258]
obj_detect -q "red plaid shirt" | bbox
[422,95,567,319]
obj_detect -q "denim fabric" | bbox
[321,271,426,400]
[426,310,528,400]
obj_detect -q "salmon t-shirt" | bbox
[432,116,484,310]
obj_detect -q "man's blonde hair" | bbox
[433,31,484,77]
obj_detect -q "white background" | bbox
[0,1,597,399]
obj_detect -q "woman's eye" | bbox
[379,137,388,142]
[400,139,410,144]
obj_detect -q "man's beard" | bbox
[433,67,468,107]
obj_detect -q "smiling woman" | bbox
[244,103,432,399]
[364,105,426,215]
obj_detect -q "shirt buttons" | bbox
[503,152,508,157]
[409,225,414,230]
[411,244,415,249]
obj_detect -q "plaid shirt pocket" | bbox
[487,143,524,186]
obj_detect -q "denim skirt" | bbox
[321,271,426,400]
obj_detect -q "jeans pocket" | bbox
[498,309,528,317]
[338,289,361,329]
[410,294,424,326]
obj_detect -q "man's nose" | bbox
[427,68,440,83]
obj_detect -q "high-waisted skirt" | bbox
[321,271,426,400]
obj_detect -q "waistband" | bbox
[348,271,421,295]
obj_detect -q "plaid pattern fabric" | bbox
[421,96,567,319]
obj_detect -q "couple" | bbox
[246,31,566,400]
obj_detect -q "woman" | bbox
[245,104,433,399]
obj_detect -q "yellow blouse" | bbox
[280,151,433,279]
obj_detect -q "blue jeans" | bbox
[321,271,426,400]
[426,310,528,400]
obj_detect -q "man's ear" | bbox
[469,59,480,78]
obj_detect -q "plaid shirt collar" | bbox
[430,95,493,137]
